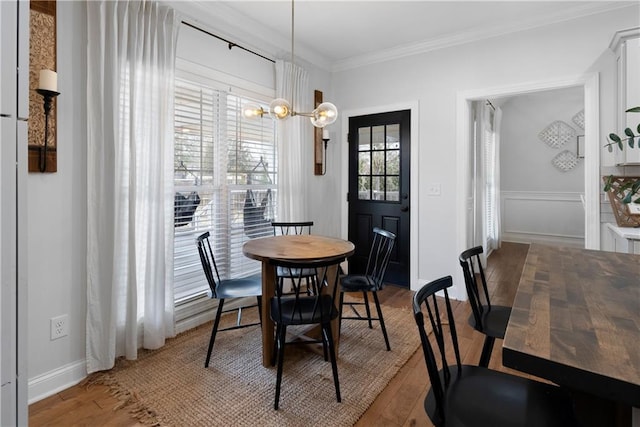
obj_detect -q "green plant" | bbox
[603,106,640,204]
[604,106,640,152]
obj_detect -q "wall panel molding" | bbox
[501,190,585,247]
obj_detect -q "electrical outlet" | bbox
[50,314,68,340]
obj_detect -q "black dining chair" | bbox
[196,231,262,368]
[458,246,511,367]
[272,221,316,295]
[413,276,579,427]
[269,255,345,410]
[271,221,314,236]
[339,227,396,351]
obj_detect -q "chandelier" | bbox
[243,0,337,128]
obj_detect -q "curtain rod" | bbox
[181,21,275,64]
[485,100,495,110]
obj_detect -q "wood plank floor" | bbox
[29,242,530,427]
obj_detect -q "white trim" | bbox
[501,233,584,247]
[500,190,585,245]
[608,26,640,51]
[340,101,420,290]
[28,360,87,404]
[456,73,600,295]
[176,58,275,100]
[333,4,633,72]
[501,190,584,201]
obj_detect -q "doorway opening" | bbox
[456,74,600,270]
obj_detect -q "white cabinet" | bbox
[0,1,29,424]
[605,223,640,254]
[610,27,640,165]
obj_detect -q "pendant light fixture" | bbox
[243,0,337,128]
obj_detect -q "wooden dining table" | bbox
[502,244,640,425]
[242,234,355,367]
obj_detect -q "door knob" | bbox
[400,206,409,212]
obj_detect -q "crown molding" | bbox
[166,1,637,74]
[609,26,640,51]
[332,2,638,73]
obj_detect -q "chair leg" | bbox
[205,299,225,368]
[256,296,263,328]
[323,323,341,403]
[272,322,281,367]
[372,291,391,351]
[479,335,495,368]
[321,332,329,362]
[274,324,287,410]
[338,292,345,336]
[362,291,373,329]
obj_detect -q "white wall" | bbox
[499,87,585,246]
[23,1,640,403]
[501,87,584,192]
[26,0,87,402]
[332,6,640,297]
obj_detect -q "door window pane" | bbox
[387,149,400,174]
[386,176,399,201]
[358,127,370,151]
[358,176,371,200]
[358,151,371,175]
[372,151,385,175]
[372,125,385,149]
[356,122,402,202]
[386,124,400,149]
[372,176,384,200]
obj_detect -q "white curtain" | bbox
[482,102,502,253]
[86,0,179,373]
[492,107,503,249]
[274,59,310,221]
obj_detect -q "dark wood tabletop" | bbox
[503,244,640,408]
[243,235,355,367]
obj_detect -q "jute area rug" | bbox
[88,303,420,426]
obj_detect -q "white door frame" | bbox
[455,73,600,261]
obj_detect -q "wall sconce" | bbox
[35,69,60,172]
[319,129,330,175]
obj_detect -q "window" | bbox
[357,124,400,201]
[173,76,276,303]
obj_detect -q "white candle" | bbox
[39,69,57,92]
[322,129,329,139]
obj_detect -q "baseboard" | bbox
[501,231,584,247]
[28,360,87,404]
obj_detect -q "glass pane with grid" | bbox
[357,124,401,202]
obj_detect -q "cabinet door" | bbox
[17,0,29,120]
[615,35,640,165]
[0,1,17,117]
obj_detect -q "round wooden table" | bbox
[243,235,355,367]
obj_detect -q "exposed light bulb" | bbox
[243,103,265,118]
[310,102,338,128]
[269,98,291,120]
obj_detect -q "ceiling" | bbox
[177,1,637,71]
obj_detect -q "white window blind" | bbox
[173,77,277,303]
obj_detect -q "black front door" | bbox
[348,110,410,287]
